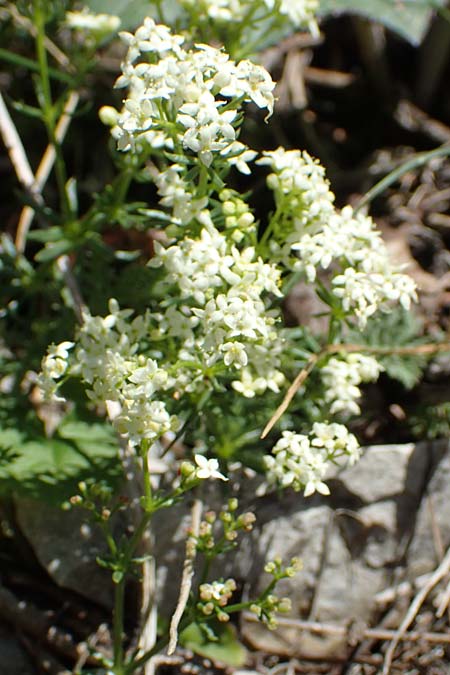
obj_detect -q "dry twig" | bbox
[0,91,38,194]
[261,341,450,438]
[243,612,450,646]
[167,498,203,655]
[16,90,80,252]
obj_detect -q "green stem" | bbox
[33,0,71,219]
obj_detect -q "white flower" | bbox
[194,455,228,480]
[41,341,74,380]
[264,422,360,497]
[264,0,319,34]
[221,341,248,367]
[65,10,121,35]
[322,353,383,416]
[220,141,257,175]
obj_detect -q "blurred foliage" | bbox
[410,401,450,439]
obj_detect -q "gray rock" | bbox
[335,442,424,502]
[406,439,450,578]
[15,498,114,608]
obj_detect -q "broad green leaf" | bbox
[0,420,120,504]
[180,622,247,667]
[319,0,445,46]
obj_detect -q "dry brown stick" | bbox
[436,578,450,619]
[16,90,80,253]
[167,498,203,655]
[73,623,110,673]
[382,545,450,674]
[243,612,450,645]
[0,84,85,317]
[261,352,320,439]
[0,91,38,194]
[261,341,450,439]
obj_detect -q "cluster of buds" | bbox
[69,480,126,522]
[249,556,302,628]
[195,499,256,556]
[219,189,256,242]
[249,594,292,629]
[264,555,303,580]
[197,578,237,622]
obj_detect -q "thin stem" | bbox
[33,0,71,219]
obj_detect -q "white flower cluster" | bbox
[39,341,74,400]
[71,300,178,447]
[294,206,418,327]
[321,353,384,416]
[260,149,417,327]
[112,18,275,166]
[65,9,121,36]
[265,422,360,497]
[258,148,335,255]
[151,220,286,395]
[180,0,319,33]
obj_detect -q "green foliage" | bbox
[86,0,182,29]
[351,309,428,390]
[0,416,120,504]
[180,621,247,667]
[410,402,450,440]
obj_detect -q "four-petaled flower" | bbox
[194,455,228,481]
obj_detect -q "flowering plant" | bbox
[0,1,426,673]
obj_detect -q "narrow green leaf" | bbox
[35,239,74,262]
[0,48,73,83]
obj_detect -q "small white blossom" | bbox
[194,455,228,480]
[322,353,383,416]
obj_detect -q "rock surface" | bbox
[15,497,114,609]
